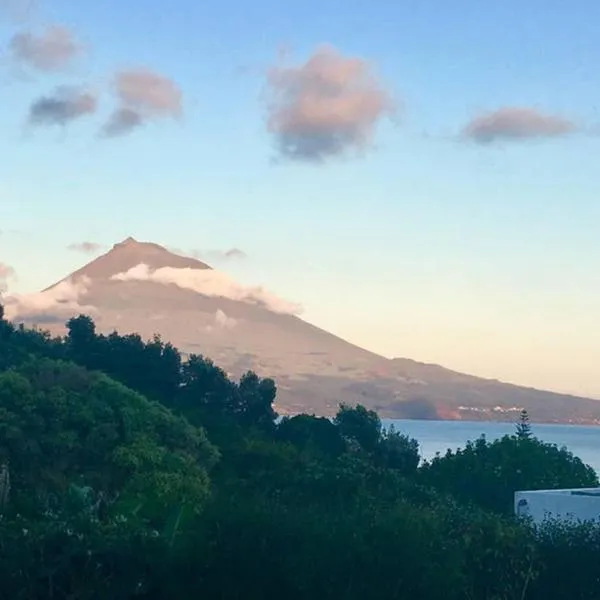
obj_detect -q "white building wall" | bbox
[515,488,600,525]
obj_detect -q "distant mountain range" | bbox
[5,237,600,425]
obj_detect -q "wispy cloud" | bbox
[0,263,15,279]
[115,69,182,114]
[265,44,395,162]
[205,308,238,333]
[0,0,37,23]
[168,247,248,263]
[462,107,576,144]
[222,248,247,259]
[28,86,97,127]
[102,68,182,137]
[0,262,16,294]
[0,228,26,237]
[67,241,104,254]
[9,25,81,72]
[101,107,144,137]
[192,247,248,262]
[111,263,302,315]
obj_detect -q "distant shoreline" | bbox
[275,411,600,428]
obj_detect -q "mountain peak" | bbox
[111,236,167,253]
[45,238,211,291]
[117,236,138,246]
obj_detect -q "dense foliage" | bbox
[1,306,600,599]
[420,434,598,515]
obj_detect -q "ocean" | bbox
[385,419,600,475]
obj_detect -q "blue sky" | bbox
[1,0,599,397]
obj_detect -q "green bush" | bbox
[420,434,598,514]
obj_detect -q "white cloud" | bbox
[111,263,302,315]
[215,309,237,329]
[205,309,238,333]
[3,276,96,322]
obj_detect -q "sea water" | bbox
[385,419,600,475]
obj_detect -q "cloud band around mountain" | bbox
[111,263,302,315]
[2,276,96,322]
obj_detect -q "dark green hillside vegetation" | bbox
[1,306,600,599]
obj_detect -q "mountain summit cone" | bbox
[52,238,210,288]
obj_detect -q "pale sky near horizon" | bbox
[1,0,599,398]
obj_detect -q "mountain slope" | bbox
[8,237,600,424]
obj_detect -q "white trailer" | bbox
[515,488,600,525]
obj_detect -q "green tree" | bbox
[65,314,101,368]
[420,434,599,514]
[278,414,346,458]
[176,354,237,425]
[100,330,182,404]
[65,317,183,406]
[237,371,278,432]
[0,358,217,519]
[334,403,382,453]
[0,308,64,371]
[376,425,420,475]
[516,409,533,440]
[531,519,600,599]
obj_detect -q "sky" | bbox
[1,0,600,398]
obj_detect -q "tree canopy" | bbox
[1,307,599,599]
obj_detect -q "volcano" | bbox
[6,237,600,424]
